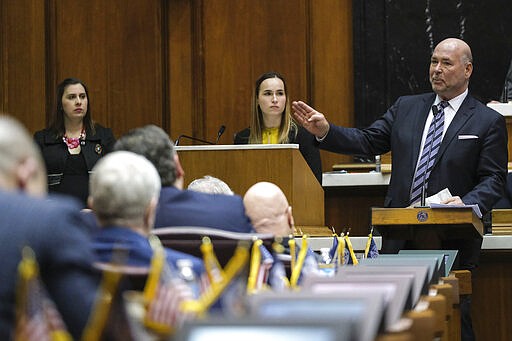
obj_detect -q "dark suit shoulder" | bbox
[466,94,505,118]
[393,93,436,107]
[156,187,254,233]
[234,127,250,144]
[0,191,97,339]
[88,124,116,153]
[91,123,114,137]
[34,128,60,145]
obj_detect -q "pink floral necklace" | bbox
[63,128,86,149]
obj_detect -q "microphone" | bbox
[174,125,226,146]
[214,125,226,144]
[417,105,439,207]
[174,135,214,146]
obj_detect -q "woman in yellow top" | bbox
[234,71,322,183]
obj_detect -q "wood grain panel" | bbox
[168,0,194,139]
[309,0,354,170]
[472,251,512,340]
[0,0,46,132]
[53,0,163,137]
[52,0,108,128]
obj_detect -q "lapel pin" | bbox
[95,144,103,155]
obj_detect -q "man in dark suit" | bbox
[0,115,98,339]
[113,125,254,233]
[292,38,508,341]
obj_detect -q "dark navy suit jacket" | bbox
[154,186,254,233]
[493,172,512,208]
[92,226,205,276]
[0,191,98,340]
[320,93,508,268]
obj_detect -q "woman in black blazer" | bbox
[34,78,115,207]
[234,71,322,183]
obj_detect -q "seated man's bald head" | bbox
[243,181,294,236]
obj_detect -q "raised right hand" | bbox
[291,101,330,139]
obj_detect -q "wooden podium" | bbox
[175,144,324,229]
[371,207,483,240]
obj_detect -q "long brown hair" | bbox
[248,71,297,144]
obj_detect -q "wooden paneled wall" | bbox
[0,0,354,177]
[1,0,47,131]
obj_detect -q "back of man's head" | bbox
[0,115,46,196]
[113,125,177,186]
[89,151,161,229]
[188,175,234,195]
[243,181,294,236]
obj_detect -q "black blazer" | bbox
[234,126,322,183]
[34,124,115,186]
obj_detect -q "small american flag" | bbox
[256,243,274,288]
[15,247,71,341]
[247,240,274,293]
[143,236,196,336]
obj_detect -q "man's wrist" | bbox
[315,125,330,142]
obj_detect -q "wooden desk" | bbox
[472,249,512,340]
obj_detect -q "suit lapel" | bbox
[434,95,476,166]
[410,94,437,171]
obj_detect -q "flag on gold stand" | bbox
[15,247,71,341]
[344,231,359,265]
[247,239,274,294]
[141,235,196,337]
[267,241,290,291]
[289,235,314,288]
[191,237,250,316]
[364,228,379,259]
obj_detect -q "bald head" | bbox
[430,38,473,100]
[0,115,46,196]
[436,38,472,63]
[243,182,294,236]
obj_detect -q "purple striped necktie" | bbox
[410,101,449,205]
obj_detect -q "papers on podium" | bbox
[411,188,482,218]
[429,203,482,219]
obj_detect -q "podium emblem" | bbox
[416,210,428,222]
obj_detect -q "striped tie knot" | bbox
[438,100,449,110]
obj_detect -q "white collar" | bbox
[435,89,468,113]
